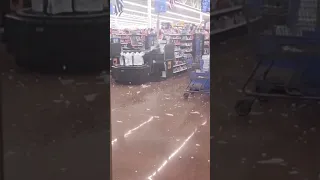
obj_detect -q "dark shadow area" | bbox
[0,42,110,180]
[211,35,320,180]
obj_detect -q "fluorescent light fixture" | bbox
[125,1,209,17]
[123,8,199,24]
[112,13,173,23]
[111,19,148,25]
[175,2,200,10]
[157,14,197,24]
[124,1,200,21]
[111,16,148,22]
[174,3,209,17]
[125,1,147,8]
[162,9,199,21]
[111,15,173,26]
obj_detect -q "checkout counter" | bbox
[111,43,175,85]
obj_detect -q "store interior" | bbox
[110,1,212,179]
[110,1,210,85]
[1,0,319,180]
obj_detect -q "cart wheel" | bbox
[183,93,189,99]
[235,99,253,116]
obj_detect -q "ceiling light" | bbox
[174,3,209,17]
[123,8,199,24]
[111,13,173,23]
[123,1,201,21]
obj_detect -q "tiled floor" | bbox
[1,35,319,180]
[110,77,210,180]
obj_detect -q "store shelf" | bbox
[211,17,261,35]
[211,5,243,16]
[173,63,187,67]
[173,67,188,73]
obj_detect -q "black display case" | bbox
[112,65,150,85]
[3,7,109,69]
[112,49,151,84]
[110,43,121,66]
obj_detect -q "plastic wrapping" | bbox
[47,0,73,14]
[74,0,104,12]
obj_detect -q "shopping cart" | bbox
[235,0,320,116]
[183,56,210,99]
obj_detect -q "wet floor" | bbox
[1,35,320,180]
[110,77,210,180]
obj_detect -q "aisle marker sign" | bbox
[201,0,210,13]
[155,0,167,13]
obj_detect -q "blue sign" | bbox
[201,0,210,12]
[110,4,115,14]
[155,0,167,13]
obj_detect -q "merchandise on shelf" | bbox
[111,29,147,50]
[119,51,145,66]
[164,33,195,74]
[110,21,210,76]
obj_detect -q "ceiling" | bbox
[111,0,209,28]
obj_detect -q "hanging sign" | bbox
[201,0,210,12]
[110,4,115,14]
[155,0,167,13]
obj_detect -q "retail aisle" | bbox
[111,77,210,180]
[1,39,210,179]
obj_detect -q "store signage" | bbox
[155,0,167,13]
[201,0,210,12]
[110,4,114,14]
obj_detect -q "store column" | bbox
[148,0,152,28]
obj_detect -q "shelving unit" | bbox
[211,2,261,35]
[111,29,146,50]
[211,16,262,35]
[165,34,193,74]
[211,5,243,16]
